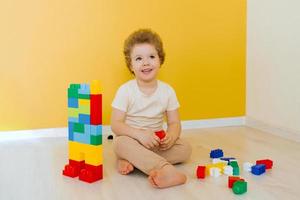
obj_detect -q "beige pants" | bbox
[113,135,192,175]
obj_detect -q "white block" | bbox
[223,165,233,176]
[210,167,221,177]
[243,162,254,172]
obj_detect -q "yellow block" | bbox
[90,80,101,94]
[68,141,103,165]
[78,105,90,114]
[206,163,227,175]
[79,99,90,106]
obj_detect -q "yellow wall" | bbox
[0,0,246,130]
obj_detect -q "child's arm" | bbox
[159,109,181,150]
[111,108,160,149]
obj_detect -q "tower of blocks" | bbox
[62,80,103,183]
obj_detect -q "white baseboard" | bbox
[0,117,245,141]
[245,117,300,142]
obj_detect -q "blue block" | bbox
[79,84,90,94]
[84,124,91,135]
[251,164,266,175]
[68,117,79,123]
[78,114,90,124]
[91,125,102,136]
[73,132,90,144]
[68,122,74,141]
[68,98,78,108]
[210,149,224,158]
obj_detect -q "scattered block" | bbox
[228,176,244,188]
[210,149,224,158]
[232,180,247,195]
[256,159,273,169]
[243,162,254,172]
[155,130,166,140]
[229,161,240,176]
[251,164,266,175]
[210,167,221,177]
[224,165,233,176]
[196,166,206,179]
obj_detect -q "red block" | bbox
[155,130,166,140]
[196,165,206,179]
[256,159,273,169]
[62,159,85,178]
[228,176,244,188]
[91,94,102,125]
[79,164,103,183]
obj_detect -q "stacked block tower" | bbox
[62,80,103,183]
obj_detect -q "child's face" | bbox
[130,43,161,83]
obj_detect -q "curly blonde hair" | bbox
[123,29,165,73]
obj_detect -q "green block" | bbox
[232,180,247,195]
[90,135,102,145]
[78,105,90,114]
[70,84,81,89]
[73,123,84,133]
[233,167,240,176]
[68,84,80,98]
[78,94,90,99]
[68,108,78,118]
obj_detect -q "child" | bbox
[111,29,192,188]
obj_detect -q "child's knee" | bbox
[113,135,135,155]
[180,139,192,161]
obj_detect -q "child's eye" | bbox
[135,57,142,61]
[150,55,155,59]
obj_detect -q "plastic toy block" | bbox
[78,105,90,114]
[84,124,91,135]
[68,98,79,108]
[243,162,254,172]
[78,114,90,124]
[79,164,103,183]
[228,176,244,188]
[256,159,273,169]
[68,117,79,123]
[155,130,166,140]
[232,180,247,195]
[90,135,102,145]
[68,86,79,98]
[90,94,102,125]
[251,164,266,175]
[224,165,233,176]
[63,159,85,178]
[229,161,240,176]
[212,158,228,165]
[78,84,90,95]
[90,125,102,136]
[210,167,221,177]
[68,108,79,118]
[68,122,74,141]
[79,99,90,106]
[91,80,101,94]
[68,141,103,165]
[78,94,90,99]
[210,149,224,158]
[73,132,90,144]
[73,123,84,133]
[196,165,206,179]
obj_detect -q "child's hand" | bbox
[136,129,160,149]
[159,133,176,151]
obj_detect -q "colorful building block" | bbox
[196,165,206,179]
[155,130,166,140]
[232,180,247,194]
[251,164,266,175]
[256,159,273,169]
[229,161,240,176]
[228,176,244,188]
[210,149,224,158]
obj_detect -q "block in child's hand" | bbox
[155,130,166,140]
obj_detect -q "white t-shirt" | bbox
[112,79,180,131]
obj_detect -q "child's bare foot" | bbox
[117,159,134,175]
[148,164,187,188]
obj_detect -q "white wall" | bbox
[247,0,300,136]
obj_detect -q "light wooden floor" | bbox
[0,126,299,200]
